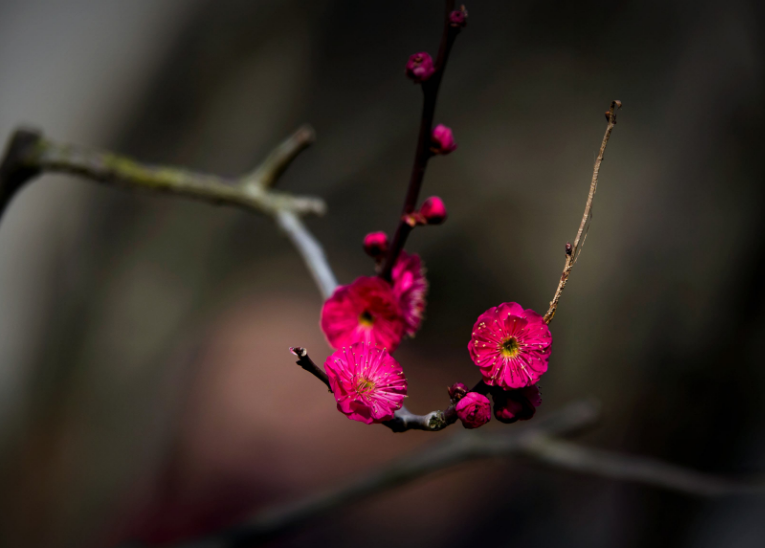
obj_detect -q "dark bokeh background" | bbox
[0,0,764,547]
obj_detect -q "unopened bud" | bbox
[430,124,457,155]
[448,382,468,401]
[494,385,542,424]
[565,242,572,256]
[405,52,435,83]
[456,392,491,429]
[449,6,468,28]
[419,196,447,225]
[363,231,389,258]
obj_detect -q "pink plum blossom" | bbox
[391,251,428,338]
[321,276,405,351]
[324,342,407,424]
[468,302,552,389]
[405,52,435,83]
[431,124,457,154]
[455,392,491,429]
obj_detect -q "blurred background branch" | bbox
[187,399,763,548]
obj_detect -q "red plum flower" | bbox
[431,124,457,154]
[455,392,491,429]
[494,385,542,423]
[324,342,407,424]
[419,196,447,225]
[391,251,428,338]
[468,302,552,389]
[405,52,435,83]
[363,231,389,258]
[321,277,405,351]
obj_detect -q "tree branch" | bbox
[187,399,763,548]
[275,210,338,300]
[544,100,621,324]
[0,126,339,300]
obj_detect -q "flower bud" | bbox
[449,6,468,29]
[565,242,573,256]
[405,52,435,83]
[420,196,447,225]
[494,385,542,424]
[430,124,457,155]
[448,382,468,402]
[455,392,491,429]
[363,231,389,258]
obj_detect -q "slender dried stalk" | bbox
[544,100,622,324]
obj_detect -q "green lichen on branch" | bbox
[0,126,325,221]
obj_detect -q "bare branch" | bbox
[544,100,621,324]
[520,436,764,497]
[183,399,763,547]
[242,125,316,189]
[275,210,338,299]
[0,126,340,300]
[289,347,332,392]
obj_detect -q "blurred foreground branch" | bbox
[0,125,338,298]
[182,400,762,548]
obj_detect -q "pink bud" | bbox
[420,196,447,225]
[449,7,468,29]
[430,124,457,155]
[405,52,435,83]
[363,231,389,258]
[448,382,468,402]
[455,392,491,429]
[494,385,542,424]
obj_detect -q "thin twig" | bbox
[544,100,621,324]
[289,347,332,392]
[241,125,316,189]
[275,210,338,299]
[379,0,460,281]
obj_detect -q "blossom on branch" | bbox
[455,392,491,429]
[468,302,552,389]
[405,52,435,83]
[430,124,457,155]
[321,277,405,351]
[324,342,408,424]
[391,251,428,338]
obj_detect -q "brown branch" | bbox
[289,347,332,392]
[379,0,461,281]
[544,100,622,324]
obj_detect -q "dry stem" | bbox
[544,100,622,324]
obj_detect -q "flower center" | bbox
[500,337,520,358]
[359,310,374,327]
[356,377,376,394]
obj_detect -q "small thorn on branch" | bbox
[290,347,332,392]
